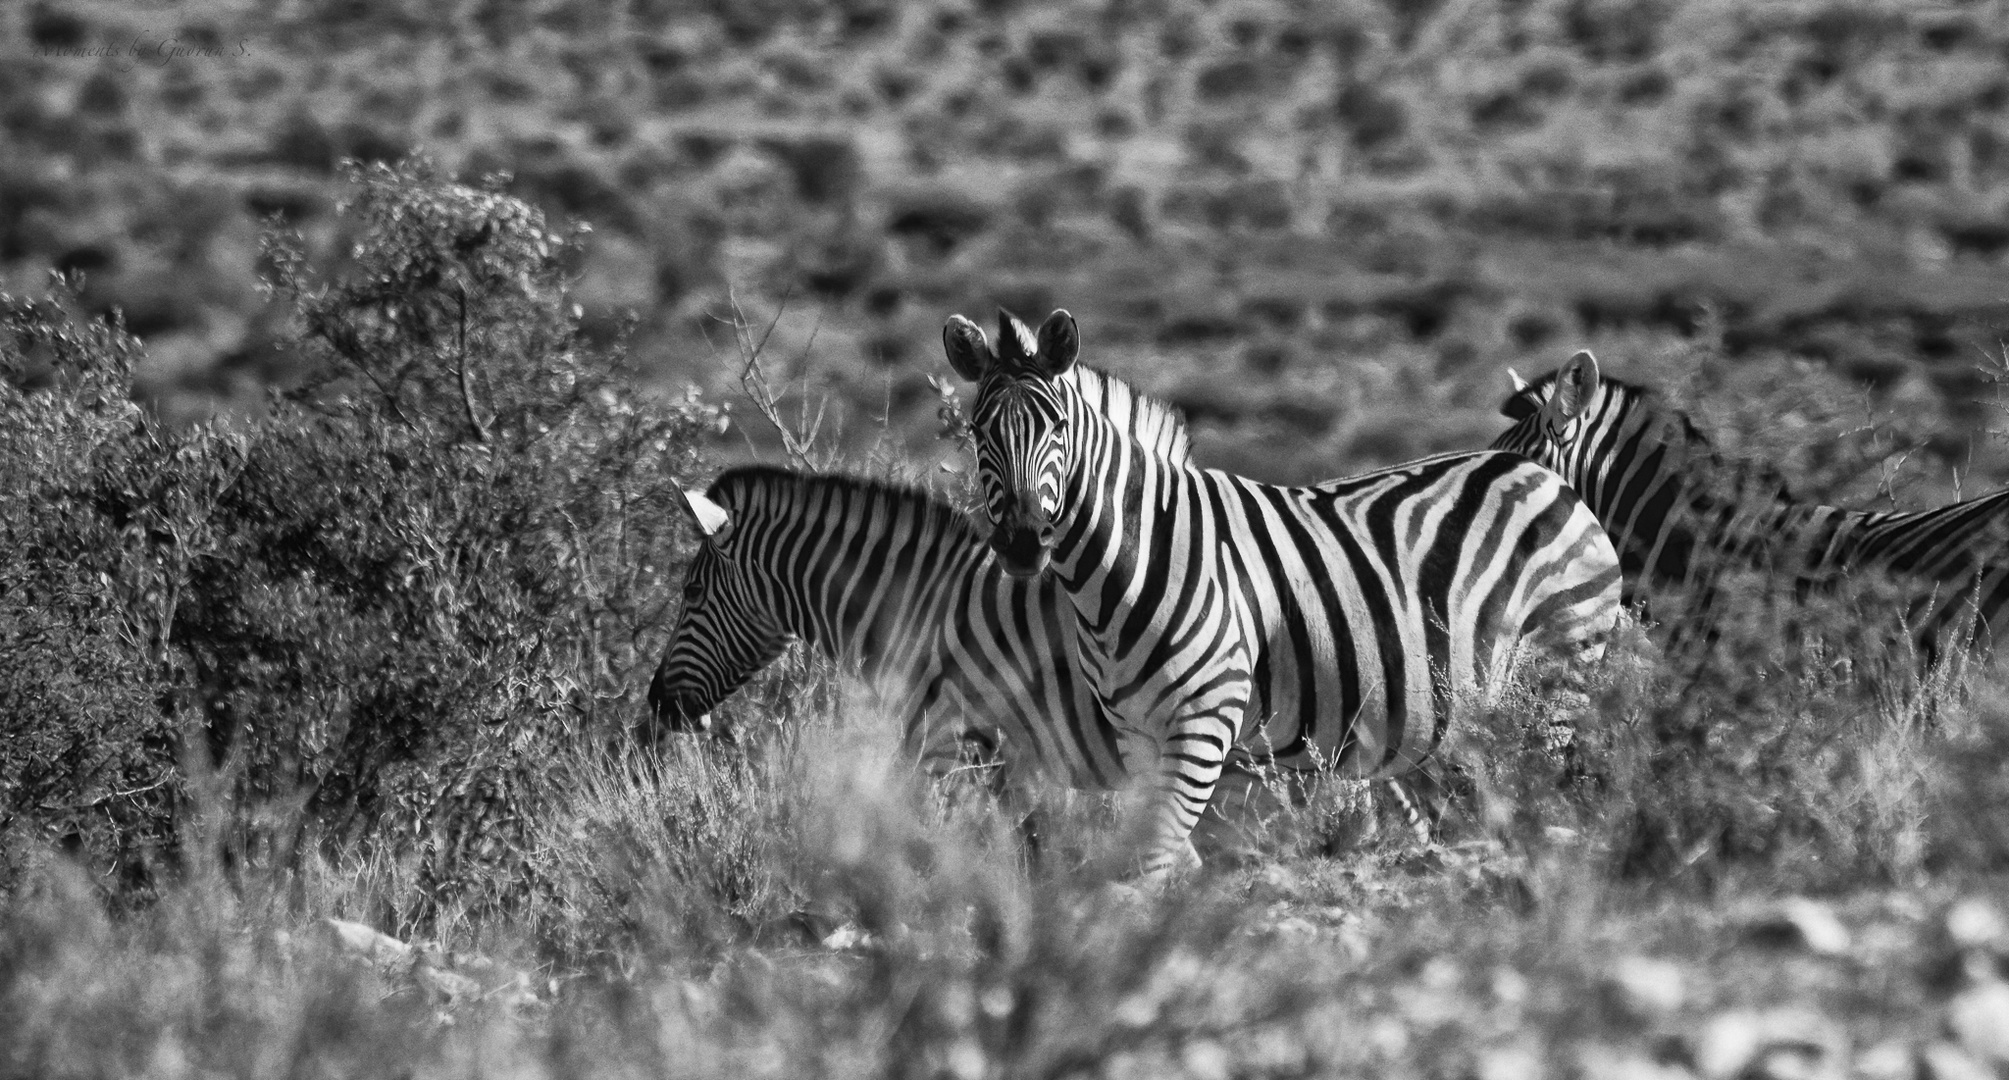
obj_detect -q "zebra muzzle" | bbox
[646,676,715,735]
[990,523,1051,578]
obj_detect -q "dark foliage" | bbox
[0,163,723,926]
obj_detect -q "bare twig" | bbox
[455,286,491,443]
[38,772,174,812]
[707,285,829,470]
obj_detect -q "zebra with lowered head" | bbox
[1492,349,2009,667]
[943,308,1624,882]
[646,465,1146,803]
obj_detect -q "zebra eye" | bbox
[683,581,703,603]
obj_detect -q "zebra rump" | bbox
[1493,349,2009,666]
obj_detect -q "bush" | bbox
[0,161,726,926]
[0,295,199,901]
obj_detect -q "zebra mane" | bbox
[1501,367,1802,501]
[708,464,985,544]
[1064,364,1194,466]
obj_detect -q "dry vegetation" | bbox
[8,1,2009,1077]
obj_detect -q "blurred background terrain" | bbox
[8,0,2009,489]
[13,5,2009,1073]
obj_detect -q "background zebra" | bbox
[1493,350,2009,667]
[944,309,1624,880]
[646,466,1147,810]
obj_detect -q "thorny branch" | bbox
[455,286,491,443]
[708,285,829,470]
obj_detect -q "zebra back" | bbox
[1492,350,2009,661]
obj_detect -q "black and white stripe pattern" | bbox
[646,466,1143,793]
[1492,350,2009,665]
[945,309,1623,878]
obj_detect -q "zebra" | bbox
[1491,349,2009,666]
[650,467,1468,858]
[943,308,1624,880]
[645,465,1150,816]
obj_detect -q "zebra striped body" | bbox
[646,467,1145,790]
[1492,350,2009,663]
[945,310,1623,877]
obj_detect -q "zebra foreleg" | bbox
[1139,711,1239,886]
[1190,761,1316,864]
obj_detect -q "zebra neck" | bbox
[1048,413,1181,631]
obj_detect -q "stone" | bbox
[1745,898,1851,956]
[415,963,481,1002]
[1691,1010,1836,1080]
[1607,955,1686,1019]
[1853,1040,1915,1080]
[820,924,873,950]
[1920,1042,1994,1080]
[320,917,411,964]
[1476,1042,1543,1080]
[1270,916,1319,940]
[1947,897,2009,953]
[1947,979,2009,1064]
[1180,1039,1232,1080]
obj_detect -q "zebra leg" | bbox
[1380,757,1483,846]
[1139,711,1239,885]
[980,745,1049,870]
[1188,762,1298,865]
[1379,773,1438,847]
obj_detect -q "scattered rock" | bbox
[1606,955,1686,1019]
[414,962,481,1003]
[1947,979,2009,1064]
[1854,1040,1915,1080]
[1744,898,1851,956]
[1490,966,1530,1007]
[1270,916,1319,941]
[1690,1010,1837,1080]
[1920,1041,1994,1080]
[320,917,411,965]
[820,924,873,951]
[1947,897,2009,953]
[1399,847,1449,874]
[1476,1041,1543,1080]
[1693,1012,1763,1079]
[1180,1038,1232,1080]
[1746,1044,1828,1080]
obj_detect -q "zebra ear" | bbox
[680,487,733,540]
[1507,367,1528,393]
[1551,350,1601,421]
[943,315,991,382]
[1034,309,1078,376]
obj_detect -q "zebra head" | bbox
[645,487,794,741]
[1493,348,1603,476]
[942,308,1080,578]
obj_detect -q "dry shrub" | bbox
[0,161,724,926]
